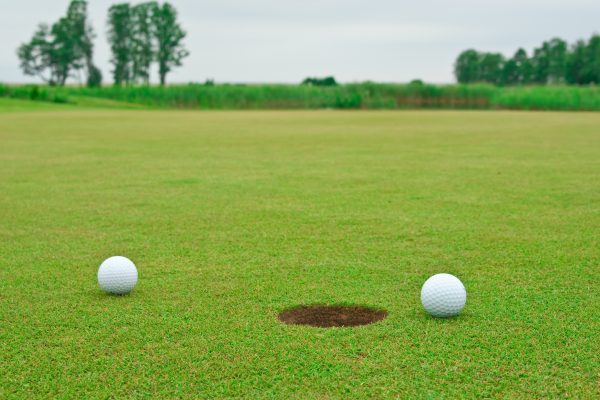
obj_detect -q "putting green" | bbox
[1,108,598,398]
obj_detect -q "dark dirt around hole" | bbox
[278,305,387,328]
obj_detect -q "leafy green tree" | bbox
[108,3,133,85]
[454,50,480,83]
[152,2,188,85]
[566,40,587,84]
[49,16,77,85]
[512,48,533,84]
[479,53,505,84]
[132,2,158,84]
[65,0,99,87]
[582,34,600,84]
[500,59,518,85]
[501,49,534,86]
[17,0,97,86]
[532,38,568,84]
[17,24,56,84]
[546,38,568,83]
[531,42,551,84]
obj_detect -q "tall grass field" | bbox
[2,82,600,111]
[1,101,598,398]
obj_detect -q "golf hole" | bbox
[278,305,387,328]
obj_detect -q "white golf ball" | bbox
[421,273,466,317]
[97,256,138,295]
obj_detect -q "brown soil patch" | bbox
[278,305,387,328]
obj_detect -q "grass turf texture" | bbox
[0,108,599,398]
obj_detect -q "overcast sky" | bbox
[1,0,599,84]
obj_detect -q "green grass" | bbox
[3,82,600,111]
[0,91,145,111]
[0,97,74,112]
[0,108,598,398]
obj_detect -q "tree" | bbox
[131,2,158,84]
[546,38,568,84]
[531,41,551,84]
[17,24,56,84]
[17,0,97,86]
[501,48,533,85]
[531,38,568,84]
[454,49,480,83]
[108,3,133,85]
[479,52,505,84]
[566,40,587,85]
[50,16,78,85]
[65,0,99,87]
[108,1,189,85]
[582,34,600,84]
[512,48,533,84]
[500,59,519,86]
[153,2,188,85]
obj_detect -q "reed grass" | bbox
[1,82,599,111]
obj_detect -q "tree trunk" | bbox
[159,61,167,86]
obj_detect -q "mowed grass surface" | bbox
[0,98,73,112]
[0,107,598,398]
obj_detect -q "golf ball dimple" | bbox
[97,256,138,295]
[421,273,466,317]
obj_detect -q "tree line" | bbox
[17,0,188,87]
[455,34,600,86]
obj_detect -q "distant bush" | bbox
[302,76,338,87]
